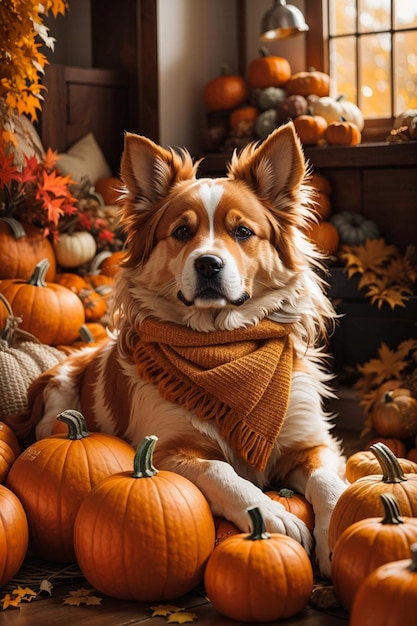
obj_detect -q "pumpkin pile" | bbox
[202,51,364,151]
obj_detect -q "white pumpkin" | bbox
[54,231,97,268]
[394,109,417,130]
[308,95,364,131]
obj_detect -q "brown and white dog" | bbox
[24,123,346,577]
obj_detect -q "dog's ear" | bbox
[121,133,197,205]
[227,122,307,205]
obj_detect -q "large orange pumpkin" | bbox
[204,506,313,622]
[0,259,85,346]
[6,410,135,562]
[0,485,29,588]
[203,67,249,112]
[346,449,417,483]
[328,443,417,551]
[332,493,417,611]
[0,218,56,281]
[248,49,291,89]
[74,435,215,601]
[0,422,20,484]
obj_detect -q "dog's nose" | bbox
[194,255,223,278]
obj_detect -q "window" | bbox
[305,0,417,139]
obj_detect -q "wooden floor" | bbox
[1,428,359,625]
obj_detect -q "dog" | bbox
[22,123,346,578]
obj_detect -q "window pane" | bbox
[329,36,357,102]
[394,0,417,29]
[359,33,391,117]
[329,0,356,35]
[359,0,390,33]
[394,31,417,114]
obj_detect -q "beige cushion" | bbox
[57,132,112,184]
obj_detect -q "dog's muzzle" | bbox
[177,254,249,307]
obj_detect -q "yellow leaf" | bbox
[1,593,22,610]
[63,588,102,606]
[150,604,184,617]
[167,611,198,624]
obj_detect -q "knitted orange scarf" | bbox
[133,318,293,472]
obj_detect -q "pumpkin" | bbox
[350,543,417,626]
[266,488,315,533]
[293,114,328,145]
[0,484,29,588]
[203,66,249,112]
[408,448,417,463]
[54,231,97,268]
[6,409,135,562]
[54,272,89,293]
[256,86,287,111]
[214,516,240,546]
[306,220,340,256]
[248,49,291,89]
[346,449,417,483]
[310,171,332,196]
[371,388,417,439]
[0,292,65,425]
[366,436,407,458]
[0,422,20,484]
[328,443,417,551]
[254,109,279,140]
[0,217,56,281]
[94,176,122,205]
[276,94,308,124]
[330,211,380,245]
[94,250,126,277]
[74,435,214,600]
[204,506,313,622]
[324,119,362,145]
[0,259,85,346]
[229,106,259,131]
[332,493,417,611]
[286,68,330,97]
[308,94,365,130]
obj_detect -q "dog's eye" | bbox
[234,225,253,240]
[172,225,191,241]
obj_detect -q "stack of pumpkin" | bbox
[202,49,364,151]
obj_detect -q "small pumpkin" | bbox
[6,410,135,562]
[328,443,417,551]
[214,516,240,546]
[256,86,287,111]
[248,48,292,89]
[0,422,20,484]
[0,259,85,346]
[54,272,89,293]
[306,220,339,256]
[94,250,126,277]
[229,106,259,132]
[94,176,122,205]
[324,119,362,145]
[371,388,417,439]
[54,231,97,268]
[74,435,215,601]
[0,217,56,281]
[350,543,417,626]
[346,449,417,483]
[276,94,308,124]
[204,506,313,622]
[330,211,380,245]
[308,94,364,130]
[293,114,328,145]
[365,436,407,458]
[0,484,29,588]
[266,488,315,533]
[286,68,330,97]
[310,171,332,196]
[254,109,279,140]
[332,493,417,611]
[203,66,249,112]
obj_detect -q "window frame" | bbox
[305,0,397,142]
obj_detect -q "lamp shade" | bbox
[260,0,309,41]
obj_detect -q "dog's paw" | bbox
[233,497,313,554]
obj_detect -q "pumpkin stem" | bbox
[383,391,394,404]
[409,543,417,573]
[278,488,294,498]
[78,324,96,344]
[246,506,271,541]
[26,258,50,288]
[369,442,407,483]
[380,493,404,525]
[1,216,27,239]
[57,410,91,440]
[132,435,159,478]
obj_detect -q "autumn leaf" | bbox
[1,593,22,610]
[150,604,184,617]
[357,342,408,384]
[167,612,198,624]
[366,284,411,309]
[63,588,102,607]
[1,586,37,610]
